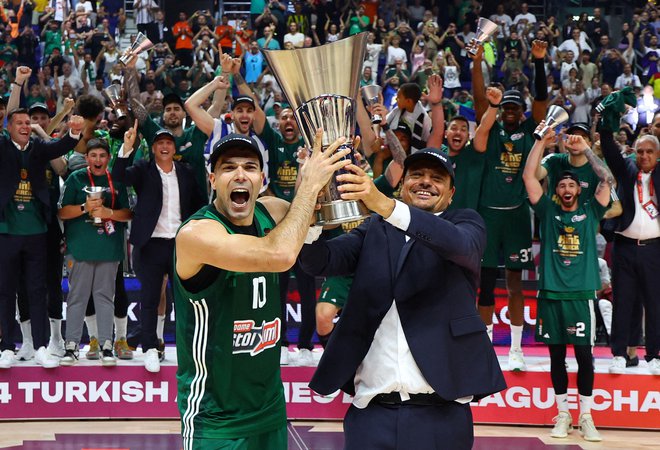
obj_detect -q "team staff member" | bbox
[113,126,205,372]
[524,127,611,442]
[0,110,84,370]
[173,131,349,449]
[473,40,549,369]
[598,94,660,376]
[300,148,506,449]
[58,138,133,367]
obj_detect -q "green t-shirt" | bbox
[442,143,485,210]
[541,153,601,205]
[60,168,129,262]
[0,148,47,235]
[142,117,208,199]
[532,195,606,298]
[43,29,62,56]
[349,15,370,35]
[173,202,285,439]
[480,117,537,208]
[258,121,303,202]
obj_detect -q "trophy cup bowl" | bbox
[119,32,154,66]
[103,84,128,118]
[468,17,499,55]
[361,85,383,125]
[263,33,370,226]
[533,105,569,140]
[82,186,107,224]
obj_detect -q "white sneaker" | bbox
[296,348,315,366]
[648,358,660,375]
[280,346,290,365]
[579,413,602,442]
[47,338,66,358]
[550,411,573,438]
[144,348,161,373]
[34,346,59,369]
[609,356,626,374]
[508,348,527,371]
[16,342,35,361]
[0,350,16,369]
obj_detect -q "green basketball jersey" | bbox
[173,202,286,440]
[541,153,600,205]
[480,118,537,208]
[441,143,485,210]
[532,195,606,299]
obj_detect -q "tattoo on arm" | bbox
[386,130,407,166]
[129,98,149,125]
[585,147,614,185]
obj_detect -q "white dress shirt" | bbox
[151,164,181,239]
[619,172,660,240]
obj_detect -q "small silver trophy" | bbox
[361,85,383,125]
[468,18,499,55]
[533,105,569,140]
[103,84,128,118]
[119,32,154,66]
[82,186,107,224]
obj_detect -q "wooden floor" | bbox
[0,420,657,449]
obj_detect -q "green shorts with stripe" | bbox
[317,275,353,309]
[479,204,534,270]
[182,424,287,450]
[535,298,595,346]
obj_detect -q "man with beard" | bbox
[184,74,270,194]
[473,40,548,359]
[523,126,611,442]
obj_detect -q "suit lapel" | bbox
[395,237,415,278]
[385,221,405,280]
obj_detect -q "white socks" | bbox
[114,316,128,340]
[556,393,569,413]
[20,320,33,346]
[49,318,62,342]
[580,395,593,415]
[157,314,166,341]
[85,315,98,339]
[510,324,524,351]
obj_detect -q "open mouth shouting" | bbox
[230,187,251,208]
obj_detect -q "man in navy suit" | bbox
[299,148,506,449]
[112,126,205,372]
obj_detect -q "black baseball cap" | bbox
[557,170,580,187]
[153,128,175,143]
[394,123,412,138]
[162,93,184,108]
[233,95,255,108]
[210,133,263,170]
[403,148,455,181]
[500,90,525,106]
[29,103,49,115]
[566,122,590,137]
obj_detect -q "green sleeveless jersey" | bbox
[441,143,485,211]
[532,195,606,299]
[480,118,537,208]
[173,202,286,440]
[541,153,601,206]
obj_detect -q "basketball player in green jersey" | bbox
[523,124,612,442]
[173,131,350,450]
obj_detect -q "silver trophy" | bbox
[468,17,499,55]
[533,105,569,140]
[361,85,383,125]
[82,186,107,224]
[119,32,154,66]
[263,33,369,226]
[103,84,128,118]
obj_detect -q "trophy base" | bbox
[315,200,370,226]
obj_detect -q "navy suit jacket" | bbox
[0,133,79,223]
[112,155,205,248]
[601,130,660,232]
[299,206,506,400]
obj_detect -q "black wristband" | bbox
[12,81,23,87]
[381,122,390,131]
[489,102,500,108]
[533,57,548,101]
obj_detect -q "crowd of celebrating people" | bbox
[0,0,659,447]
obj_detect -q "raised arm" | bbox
[566,134,613,207]
[469,45,488,123]
[8,66,31,112]
[184,75,229,137]
[530,40,549,124]
[524,122,554,205]
[473,87,502,152]
[425,74,445,148]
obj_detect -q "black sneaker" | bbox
[625,355,639,367]
[158,339,166,362]
[60,348,79,366]
[101,348,117,367]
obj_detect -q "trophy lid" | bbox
[262,33,369,110]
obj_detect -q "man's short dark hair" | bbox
[448,115,470,129]
[7,108,29,122]
[399,83,422,103]
[86,138,110,154]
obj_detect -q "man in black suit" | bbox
[299,148,506,449]
[112,126,205,372]
[145,8,174,49]
[0,110,84,369]
[599,97,660,376]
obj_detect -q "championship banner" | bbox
[1,367,657,428]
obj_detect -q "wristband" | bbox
[381,122,390,131]
[489,102,500,108]
[12,81,24,87]
[80,204,86,213]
